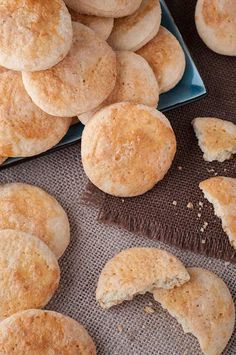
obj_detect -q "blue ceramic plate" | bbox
[2,0,206,169]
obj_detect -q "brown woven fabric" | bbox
[84,0,236,263]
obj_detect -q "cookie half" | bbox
[96,247,189,309]
[153,267,235,355]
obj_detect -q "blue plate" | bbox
[2,0,206,169]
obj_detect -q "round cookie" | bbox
[0,69,71,157]
[0,183,70,259]
[195,0,236,56]
[137,26,186,93]
[78,51,159,125]
[96,247,189,309]
[107,51,159,107]
[0,310,96,354]
[0,230,60,319]
[68,8,114,40]
[81,102,176,197]
[0,0,73,71]
[108,0,161,51]
[64,0,142,18]
[22,23,117,117]
[153,268,235,355]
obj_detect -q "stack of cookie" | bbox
[0,0,186,200]
[0,182,97,352]
[0,183,69,315]
[76,0,186,124]
[72,0,186,198]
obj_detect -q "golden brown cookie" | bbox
[153,267,235,355]
[0,69,71,157]
[195,0,236,56]
[199,176,236,249]
[192,117,236,162]
[108,0,161,51]
[82,102,176,197]
[0,310,96,354]
[137,26,186,93]
[68,8,114,40]
[96,247,189,309]
[78,50,159,124]
[22,23,117,117]
[0,183,70,259]
[0,0,73,71]
[0,229,60,319]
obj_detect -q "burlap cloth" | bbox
[0,146,235,354]
[0,1,235,354]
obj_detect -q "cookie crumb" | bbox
[197,213,201,218]
[214,172,218,176]
[121,199,125,203]
[207,168,215,173]
[117,325,123,333]
[183,350,189,355]
[172,200,177,206]
[203,221,208,229]
[144,306,155,314]
[201,239,206,244]
[148,302,153,307]
[187,202,193,209]
[224,168,227,172]
[199,201,203,207]
[224,262,230,267]
[200,227,204,233]
[178,166,183,171]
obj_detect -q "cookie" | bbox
[195,0,236,56]
[199,176,236,249]
[153,267,235,355]
[22,23,117,117]
[0,310,96,354]
[64,0,142,18]
[0,0,73,71]
[137,26,186,93]
[0,183,70,259]
[108,0,161,51]
[81,102,176,197]
[192,117,236,162]
[0,69,71,157]
[78,51,159,125]
[96,247,189,309]
[0,229,60,319]
[68,8,114,40]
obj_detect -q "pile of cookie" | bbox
[0,0,187,165]
[0,183,95,353]
[0,0,235,353]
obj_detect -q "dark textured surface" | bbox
[85,0,236,263]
